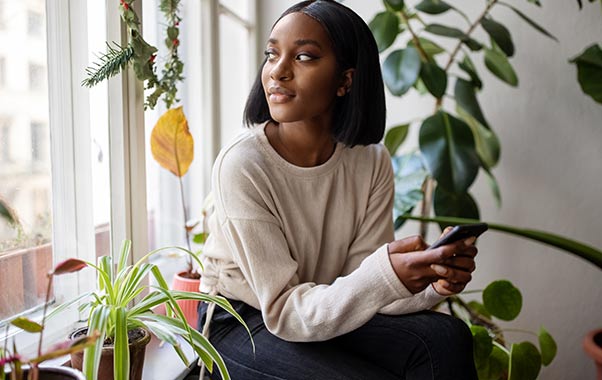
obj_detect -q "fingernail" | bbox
[431,264,448,276]
[464,237,476,246]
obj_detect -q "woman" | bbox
[198,1,478,379]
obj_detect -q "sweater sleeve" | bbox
[340,146,445,314]
[212,145,415,342]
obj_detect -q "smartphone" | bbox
[429,223,488,249]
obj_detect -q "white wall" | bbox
[259,1,602,378]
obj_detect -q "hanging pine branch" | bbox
[81,0,184,110]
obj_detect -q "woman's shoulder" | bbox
[343,142,391,168]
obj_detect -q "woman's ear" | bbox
[337,68,355,97]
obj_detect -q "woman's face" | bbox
[261,12,346,125]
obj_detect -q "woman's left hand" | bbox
[430,228,479,296]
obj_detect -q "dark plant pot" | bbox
[69,326,151,380]
[171,271,201,327]
[584,328,602,380]
[7,366,85,380]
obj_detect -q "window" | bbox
[27,10,43,37]
[0,57,6,87]
[28,63,45,91]
[30,121,49,165]
[0,122,10,162]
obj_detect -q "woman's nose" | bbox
[270,58,292,81]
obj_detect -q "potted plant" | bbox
[54,240,250,380]
[1,258,98,380]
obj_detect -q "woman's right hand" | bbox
[387,235,475,294]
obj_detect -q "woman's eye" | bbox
[296,53,315,62]
[264,50,277,60]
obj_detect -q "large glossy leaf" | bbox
[484,48,518,86]
[424,24,482,51]
[509,342,542,380]
[483,167,502,208]
[415,0,452,14]
[419,111,480,194]
[476,345,509,380]
[420,61,447,98]
[483,280,522,321]
[384,0,404,11]
[433,186,480,228]
[150,106,194,177]
[398,215,602,269]
[369,11,400,53]
[538,327,557,366]
[455,79,490,130]
[456,105,501,170]
[458,55,482,89]
[569,43,602,104]
[481,18,515,57]
[408,37,445,58]
[384,124,410,155]
[383,48,421,96]
[471,325,493,363]
[391,153,428,223]
[500,3,558,41]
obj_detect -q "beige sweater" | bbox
[200,123,444,342]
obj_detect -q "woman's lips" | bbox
[268,86,295,103]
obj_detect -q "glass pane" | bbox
[87,0,111,260]
[220,0,248,19]
[0,0,52,320]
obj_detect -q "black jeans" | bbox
[198,300,477,380]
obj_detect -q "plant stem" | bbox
[178,176,193,273]
[450,295,506,345]
[502,328,538,337]
[37,273,54,358]
[419,178,434,239]
[444,0,498,71]
[493,340,510,355]
[399,10,430,62]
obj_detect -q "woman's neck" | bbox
[265,120,336,167]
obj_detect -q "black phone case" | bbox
[429,223,488,249]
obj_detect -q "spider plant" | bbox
[52,240,251,380]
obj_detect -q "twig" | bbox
[399,10,430,62]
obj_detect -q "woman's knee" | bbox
[429,312,473,351]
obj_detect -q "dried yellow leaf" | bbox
[150,106,194,177]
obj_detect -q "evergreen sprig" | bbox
[82,42,135,88]
[82,0,184,110]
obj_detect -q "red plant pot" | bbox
[584,328,602,380]
[171,271,201,327]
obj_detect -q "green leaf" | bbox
[193,232,208,245]
[456,105,501,169]
[509,341,542,380]
[528,0,542,6]
[454,78,490,130]
[476,345,509,380]
[483,280,522,321]
[468,300,492,319]
[384,0,404,11]
[369,11,400,53]
[419,111,480,194]
[383,48,422,96]
[483,167,502,208]
[167,26,179,40]
[398,215,602,270]
[470,325,493,363]
[391,153,428,223]
[484,48,518,86]
[384,124,410,155]
[458,55,482,89]
[10,317,43,333]
[538,326,557,366]
[501,3,558,41]
[569,43,602,104]
[413,77,429,95]
[0,197,16,225]
[114,307,129,380]
[420,61,447,98]
[415,0,452,14]
[408,37,445,57]
[481,18,515,57]
[433,186,480,228]
[424,24,482,51]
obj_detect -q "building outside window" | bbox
[0,57,6,87]
[27,10,43,37]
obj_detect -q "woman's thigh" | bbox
[334,310,478,380]
[200,302,397,380]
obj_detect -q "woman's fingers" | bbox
[388,235,428,254]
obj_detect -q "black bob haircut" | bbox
[242,0,386,147]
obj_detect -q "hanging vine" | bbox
[82,0,184,110]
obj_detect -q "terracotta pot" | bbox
[584,328,602,380]
[171,271,201,327]
[6,366,85,380]
[69,327,151,380]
